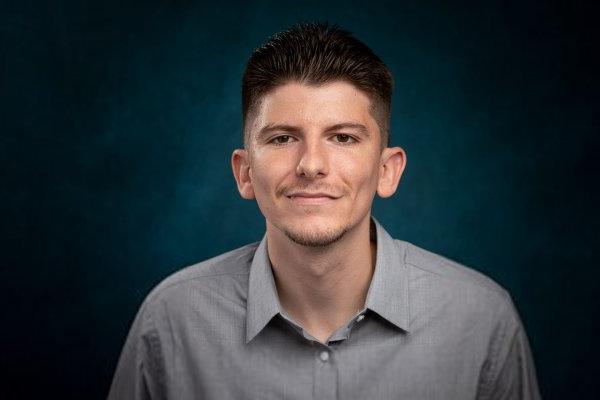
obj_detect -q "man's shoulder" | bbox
[399,239,508,297]
[396,239,516,319]
[143,241,260,306]
[393,239,524,339]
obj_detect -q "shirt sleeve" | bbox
[478,296,542,400]
[107,300,168,400]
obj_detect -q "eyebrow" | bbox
[256,122,370,140]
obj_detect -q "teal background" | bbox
[2,0,598,398]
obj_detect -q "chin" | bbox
[282,226,348,247]
[277,216,354,248]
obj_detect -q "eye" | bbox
[270,135,296,145]
[333,134,357,144]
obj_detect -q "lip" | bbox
[286,192,339,205]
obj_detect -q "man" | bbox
[108,22,540,399]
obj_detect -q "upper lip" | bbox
[286,191,339,199]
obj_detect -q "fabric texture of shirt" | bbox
[108,218,541,400]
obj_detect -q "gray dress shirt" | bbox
[108,219,540,399]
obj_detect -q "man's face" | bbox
[234,80,401,247]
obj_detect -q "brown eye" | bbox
[335,134,353,143]
[274,135,291,144]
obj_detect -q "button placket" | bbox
[314,346,336,400]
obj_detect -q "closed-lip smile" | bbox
[287,191,338,198]
[286,191,340,205]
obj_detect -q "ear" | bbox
[231,149,255,199]
[377,146,407,198]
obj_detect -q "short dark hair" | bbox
[241,22,394,148]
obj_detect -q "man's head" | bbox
[233,23,406,248]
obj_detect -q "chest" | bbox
[168,318,487,400]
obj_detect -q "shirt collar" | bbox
[246,236,281,343]
[363,217,410,333]
[246,217,410,343]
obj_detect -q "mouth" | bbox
[285,192,340,205]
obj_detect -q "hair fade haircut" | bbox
[241,22,394,148]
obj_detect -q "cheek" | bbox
[335,154,380,194]
[250,157,291,198]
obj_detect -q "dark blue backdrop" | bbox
[2,0,598,398]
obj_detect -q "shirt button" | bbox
[319,351,329,362]
[356,314,365,322]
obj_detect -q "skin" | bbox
[232,80,407,343]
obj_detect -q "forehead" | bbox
[249,81,377,134]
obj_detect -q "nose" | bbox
[295,139,328,179]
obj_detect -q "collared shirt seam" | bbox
[147,272,250,303]
[478,318,520,399]
[405,260,508,299]
[144,304,167,398]
[158,298,178,397]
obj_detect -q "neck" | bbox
[266,215,376,343]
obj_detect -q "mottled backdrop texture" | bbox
[1,0,598,398]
